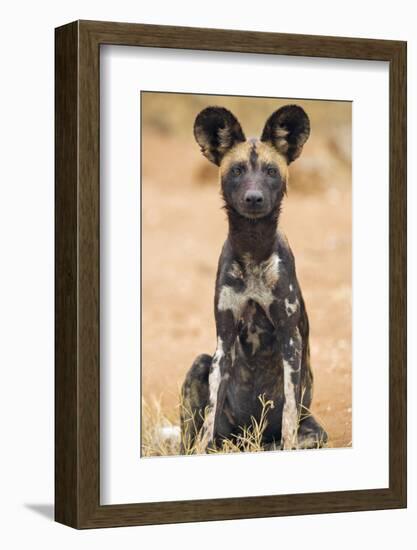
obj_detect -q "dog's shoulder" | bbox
[275,231,296,273]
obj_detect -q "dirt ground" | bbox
[141,94,352,450]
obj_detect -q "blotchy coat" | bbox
[180,105,328,453]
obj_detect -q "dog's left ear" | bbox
[261,105,310,164]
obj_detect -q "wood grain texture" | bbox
[55,21,79,527]
[388,42,407,504]
[55,20,407,529]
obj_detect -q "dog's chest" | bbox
[218,253,280,320]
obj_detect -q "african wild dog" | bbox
[180,104,328,453]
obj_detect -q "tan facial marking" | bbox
[256,141,289,177]
[220,141,252,175]
[220,139,288,180]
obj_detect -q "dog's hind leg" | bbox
[180,354,211,454]
[297,414,328,449]
[296,348,328,449]
[295,308,328,449]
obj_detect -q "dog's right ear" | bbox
[194,107,246,166]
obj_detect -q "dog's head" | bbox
[194,105,310,219]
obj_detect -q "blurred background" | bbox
[141,92,352,450]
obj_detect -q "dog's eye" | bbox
[267,166,278,177]
[232,166,242,177]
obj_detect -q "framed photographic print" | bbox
[55,20,407,528]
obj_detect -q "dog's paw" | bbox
[262,441,282,452]
[280,436,298,451]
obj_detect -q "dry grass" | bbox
[141,391,328,457]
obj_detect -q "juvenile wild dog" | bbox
[181,105,327,453]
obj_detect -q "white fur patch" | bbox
[281,328,302,450]
[218,284,245,319]
[229,261,243,279]
[158,425,181,443]
[218,126,232,149]
[197,337,225,453]
[281,359,298,450]
[218,253,281,321]
[209,337,224,407]
[262,253,281,287]
[285,297,298,316]
[274,126,289,139]
[246,326,263,355]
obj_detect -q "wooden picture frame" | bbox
[55,20,407,528]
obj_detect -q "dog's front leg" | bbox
[280,326,302,450]
[269,294,303,450]
[197,309,238,453]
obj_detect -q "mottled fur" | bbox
[181,105,327,453]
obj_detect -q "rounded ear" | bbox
[261,105,310,163]
[194,107,246,165]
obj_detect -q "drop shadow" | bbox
[24,503,54,521]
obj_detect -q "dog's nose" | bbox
[244,190,264,206]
